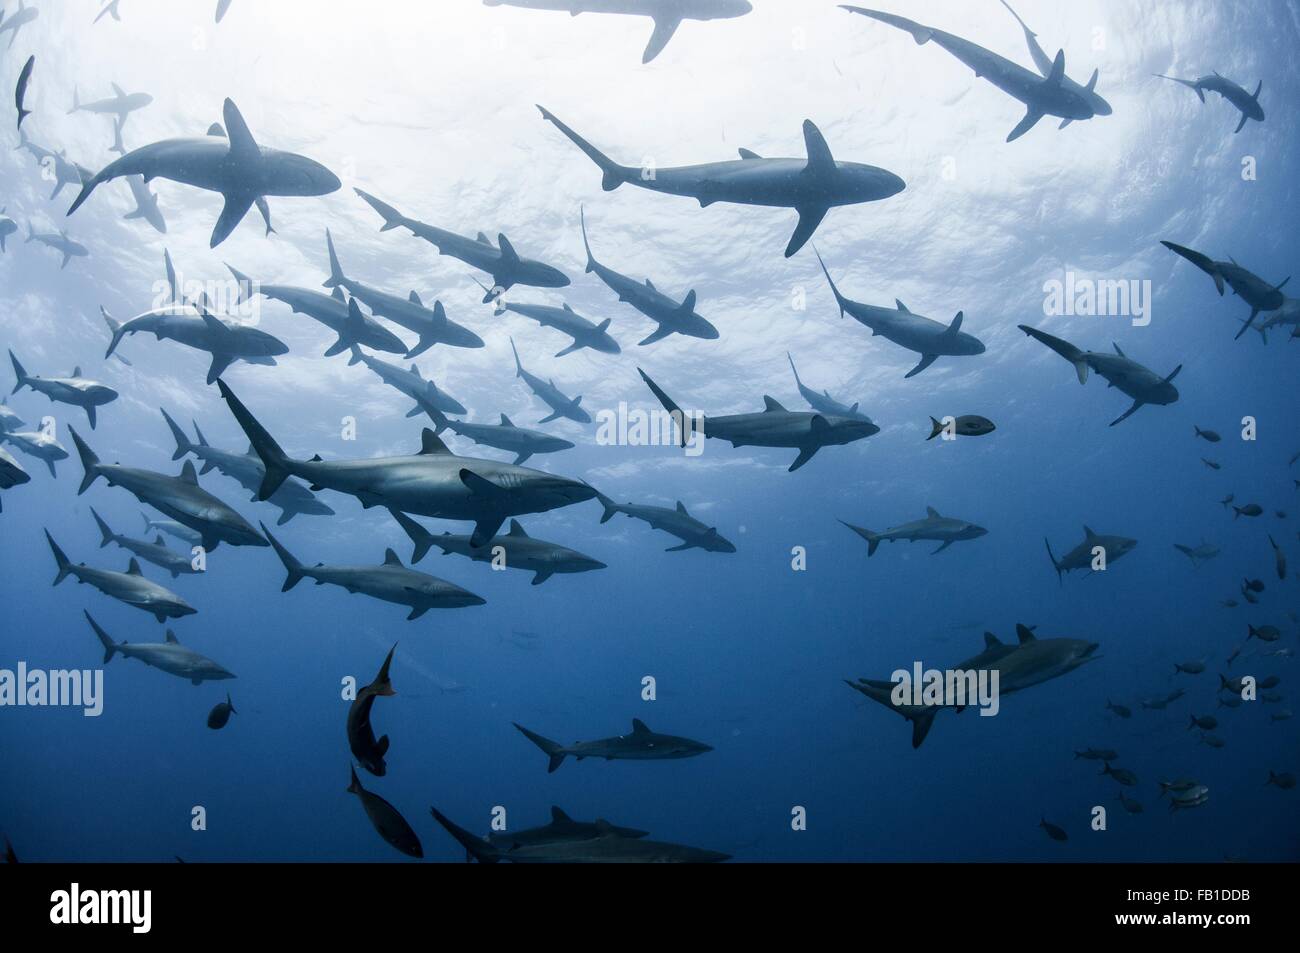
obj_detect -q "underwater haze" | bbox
[0,0,1298,862]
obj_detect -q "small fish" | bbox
[1243,576,1265,593]
[1100,762,1137,786]
[1198,732,1225,748]
[15,55,34,130]
[1168,784,1210,812]
[1220,674,1248,694]
[1258,676,1282,690]
[206,693,236,729]
[1106,699,1132,719]
[927,414,996,440]
[1248,624,1281,642]
[1261,692,1283,704]
[1266,771,1296,790]
[1141,697,1169,711]
[1227,644,1243,666]
[346,766,423,858]
[1264,647,1293,658]
[1174,659,1206,675]
[1073,747,1118,761]
[1269,535,1287,579]
[1039,817,1068,842]
[4,836,15,863]
[1221,599,1239,609]
[1241,587,1260,605]
[1194,426,1222,443]
[1201,458,1221,470]
[1118,793,1144,814]
[1234,503,1263,519]
[1187,714,1218,731]
[1219,494,1235,509]
[1277,511,1287,519]
[1218,694,1243,709]
[1163,688,1186,704]
[1271,709,1293,723]
[1158,779,1200,798]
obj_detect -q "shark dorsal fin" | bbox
[676,500,688,515]
[127,557,142,575]
[508,519,528,538]
[383,548,403,566]
[476,232,492,245]
[221,99,259,161]
[594,819,615,837]
[631,718,651,735]
[1086,68,1099,93]
[926,506,941,518]
[550,806,572,823]
[801,120,836,177]
[72,366,82,377]
[644,278,657,292]
[408,290,422,306]
[1083,525,1097,539]
[155,535,166,546]
[165,630,179,644]
[678,290,697,313]
[331,286,345,302]
[738,148,762,160]
[762,396,787,412]
[945,312,964,335]
[561,303,575,313]
[111,82,126,98]
[207,122,226,137]
[1015,624,1037,644]
[1045,49,1066,86]
[984,632,1003,648]
[419,429,452,455]
[500,413,513,427]
[895,299,910,313]
[179,460,199,484]
[497,233,520,265]
[1112,342,1126,357]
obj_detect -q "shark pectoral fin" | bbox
[1234,112,1249,134]
[904,354,939,378]
[406,605,429,621]
[210,193,256,248]
[786,205,829,258]
[531,571,552,585]
[788,446,820,472]
[222,99,260,160]
[538,411,563,424]
[931,540,954,555]
[1109,400,1145,427]
[1007,108,1045,142]
[1058,118,1074,130]
[638,325,674,347]
[1234,310,1260,341]
[86,405,97,429]
[206,353,236,385]
[512,452,533,466]
[642,15,683,64]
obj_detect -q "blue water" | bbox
[1,0,1297,862]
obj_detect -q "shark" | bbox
[425,405,574,466]
[999,1,1112,118]
[817,250,985,378]
[226,263,407,359]
[0,400,24,432]
[262,524,486,620]
[160,409,334,526]
[639,367,880,471]
[90,507,203,579]
[15,55,33,130]
[67,99,340,248]
[786,352,867,419]
[579,206,717,345]
[347,644,397,776]
[840,506,988,556]
[216,0,234,23]
[486,806,648,849]
[541,106,904,257]
[514,718,713,773]
[847,624,1101,748]
[432,807,729,863]
[483,0,752,64]
[348,346,467,421]
[0,429,67,477]
[14,131,93,202]
[391,511,605,585]
[346,766,423,859]
[1161,241,1289,340]
[69,83,152,129]
[1252,296,1300,343]
[0,446,30,510]
[324,229,483,355]
[9,351,118,429]
[94,1,123,25]
[595,491,736,553]
[1019,325,1181,426]
[47,531,196,623]
[355,188,569,303]
[510,337,591,424]
[101,301,288,385]
[141,513,201,547]
[0,208,15,250]
[1045,526,1137,583]
[121,167,166,233]
[488,286,619,357]
[218,381,597,547]
[1157,71,1264,133]
[1173,540,1220,569]
[842,6,1098,142]
[69,425,268,551]
[0,1,37,49]
[86,611,234,686]
[25,224,89,269]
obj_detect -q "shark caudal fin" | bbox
[844,679,940,748]
[100,306,130,360]
[429,808,501,864]
[512,722,567,773]
[215,381,292,499]
[508,336,525,378]
[841,7,934,45]
[159,407,195,461]
[45,529,73,585]
[1018,324,1089,384]
[537,106,630,191]
[579,205,598,273]
[371,643,397,697]
[1044,537,1064,585]
[1156,74,1205,103]
[259,522,305,591]
[67,425,103,495]
[354,188,406,232]
[839,520,880,556]
[8,350,31,394]
[389,508,436,564]
[637,368,689,448]
[323,228,347,289]
[927,416,946,441]
[1161,241,1224,294]
[89,507,115,548]
[84,611,118,664]
[593,489,622,524]
[812,246,851,319]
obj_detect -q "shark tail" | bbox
[100,306,128,360]
[160,407,195,461]
[389,508,436,564]
[260,522,305,591]
[90,507,115,548]
[1018,324,1088,384]
[513,722,566,773]
[844,679,939,748]
[579,205,597,274]
[1161,241,1223,294]
[1156,74,1205,103]
[45,529,73,586]
[636,368,689,448]
[1044,537,1063,584]
[927,416,945,441]
[536,105,629,191]
[841,7,934,45]
[323,228,347,288]
[215,381,293,499]
[85,611,118,664]
[354,188,406,232]
[429,808,501,864]
[839,520,880,556]
[594,490,621,525]
[8,350,29,394]
[68,425,103,495]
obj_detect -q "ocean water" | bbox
[0,0,1297,863]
